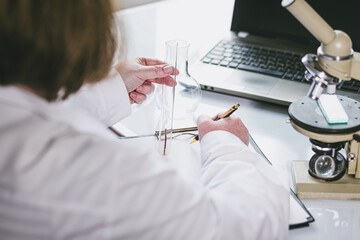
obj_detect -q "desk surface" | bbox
[114,0,360,239]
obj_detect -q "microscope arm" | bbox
[282,0,360,82]
[351,53,360,80]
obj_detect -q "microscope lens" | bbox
[314,155,336,177]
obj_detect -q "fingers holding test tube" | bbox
[116,57,179,104]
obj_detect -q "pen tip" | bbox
[190,138,197,144]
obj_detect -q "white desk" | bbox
[114,0,360,239]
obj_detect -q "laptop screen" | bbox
[231,0,360,50]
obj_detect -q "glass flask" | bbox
[154,40,201,155]
[162,39,202,121]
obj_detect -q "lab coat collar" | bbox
[0,85,50,112]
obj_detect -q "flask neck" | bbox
[173,49,190,76]
[177,60,190,77]
[165,40,190,75]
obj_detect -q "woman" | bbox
[0,1,289,239]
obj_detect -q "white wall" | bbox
[112,0,164,10]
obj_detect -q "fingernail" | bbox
[137,86,144,92]
[163,65,173,74]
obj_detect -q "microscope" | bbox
[282,0,360,199]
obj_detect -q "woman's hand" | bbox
[197,114,250,145]
[115,57,178,104]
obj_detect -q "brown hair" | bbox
[0,0,117,101]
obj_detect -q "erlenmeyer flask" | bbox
[154,40,201,155]
[164,39,202,121]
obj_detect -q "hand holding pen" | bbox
[191,103,243,144]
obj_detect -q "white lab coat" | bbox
[0,69,289,240]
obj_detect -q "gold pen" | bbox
[190,103,240,144]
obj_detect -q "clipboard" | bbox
[249,134,315,229]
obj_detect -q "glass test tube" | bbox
[154,41,178,155]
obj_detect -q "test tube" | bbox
[154,41,178,155]
[155,82,174,155]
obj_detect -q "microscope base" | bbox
[292,160,360,200]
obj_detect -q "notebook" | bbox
[248,134,314,229]
[191,0,360,106]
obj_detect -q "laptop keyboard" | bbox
[201,40,360,94]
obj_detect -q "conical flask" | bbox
[164,39,202,121]
[154,40,201,155]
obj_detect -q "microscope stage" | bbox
[288,95,360,134]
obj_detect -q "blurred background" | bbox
[112,0,166,10]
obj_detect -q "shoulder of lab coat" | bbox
[64,67,131,126]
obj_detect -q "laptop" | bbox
[191,0,360,106]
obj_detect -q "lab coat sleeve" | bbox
[104,130,290,240]
[8,128,290,240]
[64,67,131,126]
[200,131,290,240]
